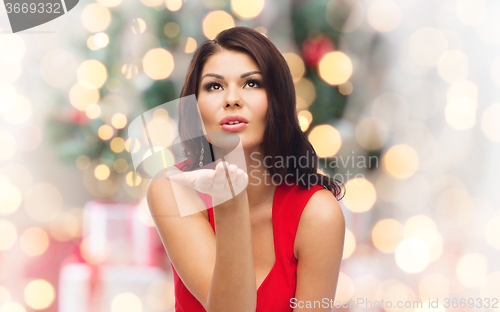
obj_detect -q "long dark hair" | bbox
[178,26,345,200]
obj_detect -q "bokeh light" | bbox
[69,83,100,111]
[95,164,111,181]
[231,0,265,20]
[24,279,55,310]
[77,60,108,90]
[367,0,401,32]
[132,18,147,34]
[111,292,142,312]
[202,10,235,40]
[0,35,26,63]
[283,53,305,83]
[140,0,163,7]
[185,37,197,53]
[2,94,32,124]
[81,3,112,33]
[481,103,500,142]
[0,220,17,250]
[20,227,50,257]
[382,144,419,179]
[318,51,353,85]
[342,228,356,259]
[24,183,63,223]
[143,48,175,80]
[395,238,429,273]
[456,253,487,288]
[372,219,404,253]
[166,0,182,11]
[342,177,376,213]
[308,124,341,157]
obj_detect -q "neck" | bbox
[243,144,276,209]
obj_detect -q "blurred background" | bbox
[1,0,500,311]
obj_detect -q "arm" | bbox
[147,166,256,312]
[293,189,346,311]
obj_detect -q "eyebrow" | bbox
[200,71,262,81]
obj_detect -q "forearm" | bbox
[207,190,256,312]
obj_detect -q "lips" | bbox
[220,114,248,132]
[219,114,249,126]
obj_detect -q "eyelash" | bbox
[203,79,263,91]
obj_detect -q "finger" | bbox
[235,169,248,187]
[213,161,227,185]
[167,171,196,187]
[198,170,215,188]
[227,164,237,186]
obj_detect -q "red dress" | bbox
[170,161,325,311]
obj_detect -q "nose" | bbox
[224,84,242,109]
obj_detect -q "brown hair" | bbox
[178,26,345,200]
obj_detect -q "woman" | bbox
[147,26,346,312]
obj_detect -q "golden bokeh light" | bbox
[77,60,108,90]
[111,292,142,312]
[298,110,313,124]
[24,183,62,223]
[297,116,310,132]
[0,302,26,312]
[231,0,265,19]
[24,279,55,309]
[342,228,356,259]
[140,0,163,7]
[125,138,141,153]
[110,137,125,153]
[98,124,114,140]
[96,0,123,7]
[481,103,500,142]
[185,37,197,53]
[131,18,147,34]
[202,10,235,40]
[111,113,128,129]
[382,144,419,179]
[295,78,316,108]
[75,155,91,170]
[412,228,443,262]
[447,80,477,105]
[338,81,353,95]
[355,116,389,151]
[85,103,101,119]
[445,97,476,130]
[0,81,17,113]
[20,227,50,257]
[0,220,17,250]
[318,51,353,85]
[121,63,139,80]
[403,215,436,238]
[166,0,182,11]
[394,238,429,273]
[143,48,175,80]
[95,164,111,181]
[307,124,341,157]
[367,0,401,32]
[372,219,404,253]
[437,50,468,83]
[283,53,305,83]
[87,35,99,51]
[163,22,179,38]
[69,83,100,111]
[125,171,142,187]
[2,94,32,124]
[383,284,417,312]
[0,285,11,306]
[81,3,112,33]
[94,32,110,48]
[456,253,487,288]
[342,177,376,213]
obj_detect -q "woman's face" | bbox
[197,50,268,151]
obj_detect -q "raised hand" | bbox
[167,160,248,205]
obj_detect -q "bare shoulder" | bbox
[294,188,345,259]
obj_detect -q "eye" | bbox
[204,81,223,91]
[244,79,262,88]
